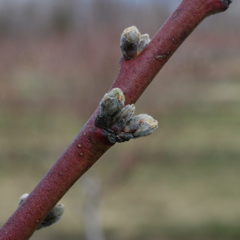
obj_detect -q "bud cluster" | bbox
[95,88,158,143]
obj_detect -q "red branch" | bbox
[0,0,231,239]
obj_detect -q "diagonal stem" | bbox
[0,0,231,239]
[111,0,231,105]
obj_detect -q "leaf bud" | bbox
[99,88,125,116]
[123,114,158,138]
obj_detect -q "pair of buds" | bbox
[120,26,150,60]
[18,194,64,230]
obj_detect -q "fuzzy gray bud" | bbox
[111,104,135,133]
[96,88,126,129]
[124,114,158,138]
[138,34,151,53]
[37,203,65,230]
[100,88,125,116]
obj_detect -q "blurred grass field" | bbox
[1,99,240,240]
[1,1,240,240]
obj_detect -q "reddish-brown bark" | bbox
[112,0,231,105]
[0,0,231,239]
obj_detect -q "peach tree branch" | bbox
[0,0,231,239]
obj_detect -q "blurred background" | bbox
[0,0,240,239]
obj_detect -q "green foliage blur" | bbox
[0,1,240,239]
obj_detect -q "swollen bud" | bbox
[96,88,125,129]
[120,26,141,60]
[125,114,158,138]
[99,88,125,116]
